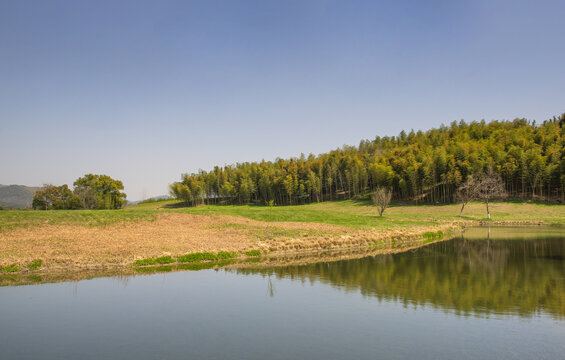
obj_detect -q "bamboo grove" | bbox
[170,116,565,206]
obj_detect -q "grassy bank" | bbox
[0,200,563,275]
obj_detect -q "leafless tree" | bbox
[456,176,476,217]
[475,168,507,220]
[372,187,392,216]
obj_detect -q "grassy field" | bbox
[129,199,565,227]
[1,199,563,233]
[0,199,563,275]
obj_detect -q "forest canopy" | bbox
[170,116,565,206]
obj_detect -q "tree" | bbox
[53,184,82,209]
[475,169,507,220]
[73,174,126,209]
[32,184,81,210]
[32,184,61,210]
[455,176,476,217]
[74,186,99,209]
[372,187,392,216]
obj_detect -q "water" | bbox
[1,226,564,359]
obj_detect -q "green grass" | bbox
[1,264,21,273]
[243,250,261,257]
[175,200,565,228]
[423,230,444,243]
[27,260,42,270]
[135,250,262,268]
[176,202,407,229]
[1,200,564,234]
[216,251,238,259]
[176,252,218,263]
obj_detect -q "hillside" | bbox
[0,185,40,209]
[170,117,565,206]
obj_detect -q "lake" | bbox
[1,226,564,359]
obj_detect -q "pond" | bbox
[1,226,564,359]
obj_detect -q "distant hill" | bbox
[0,185,41,209]
[127,195,171,206]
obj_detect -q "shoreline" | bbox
[1,220,562,287]
[1,200,564,284]
[0,212,456,271]
[0,229,455,287]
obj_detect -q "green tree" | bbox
[168,118,564,206]
[73,174,126,209]
[32,184,61,210]
[32,184,82,210]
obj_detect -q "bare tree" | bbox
[475,168,507,220]
[456,176,476,217]
[372,187,392,216]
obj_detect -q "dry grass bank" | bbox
[0,212,453,271]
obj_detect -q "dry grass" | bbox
[0,212,453,271]
[0,241,441,287]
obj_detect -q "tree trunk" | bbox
[486,198,490,220]
[459,203,466,217]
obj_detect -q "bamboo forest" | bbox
[170,116,565,206]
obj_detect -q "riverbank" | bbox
[0,201,563,276]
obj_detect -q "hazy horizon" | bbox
[2,1,564,200]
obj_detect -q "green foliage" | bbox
[176,252,218,263]
[135,251,245,267]
[32,184,81,210]
[27,260,42,270]
[132,258,156,266]
[1,265,21,273]
[169,119,565,206]
[243,250,261,257]
[154,256,175,264]
[216,251,238,259]
[74,174,127,209]
[32,174,126,210]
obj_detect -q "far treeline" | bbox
[32,174,126,210]
[170,116,565,206]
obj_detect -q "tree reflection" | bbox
[234,234,565,318]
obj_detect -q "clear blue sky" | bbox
[1,0,564,200]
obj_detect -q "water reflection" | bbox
[233,227,565,318]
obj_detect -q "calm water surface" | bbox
[1,226,564,359]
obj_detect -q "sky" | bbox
[1,0,564,200]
